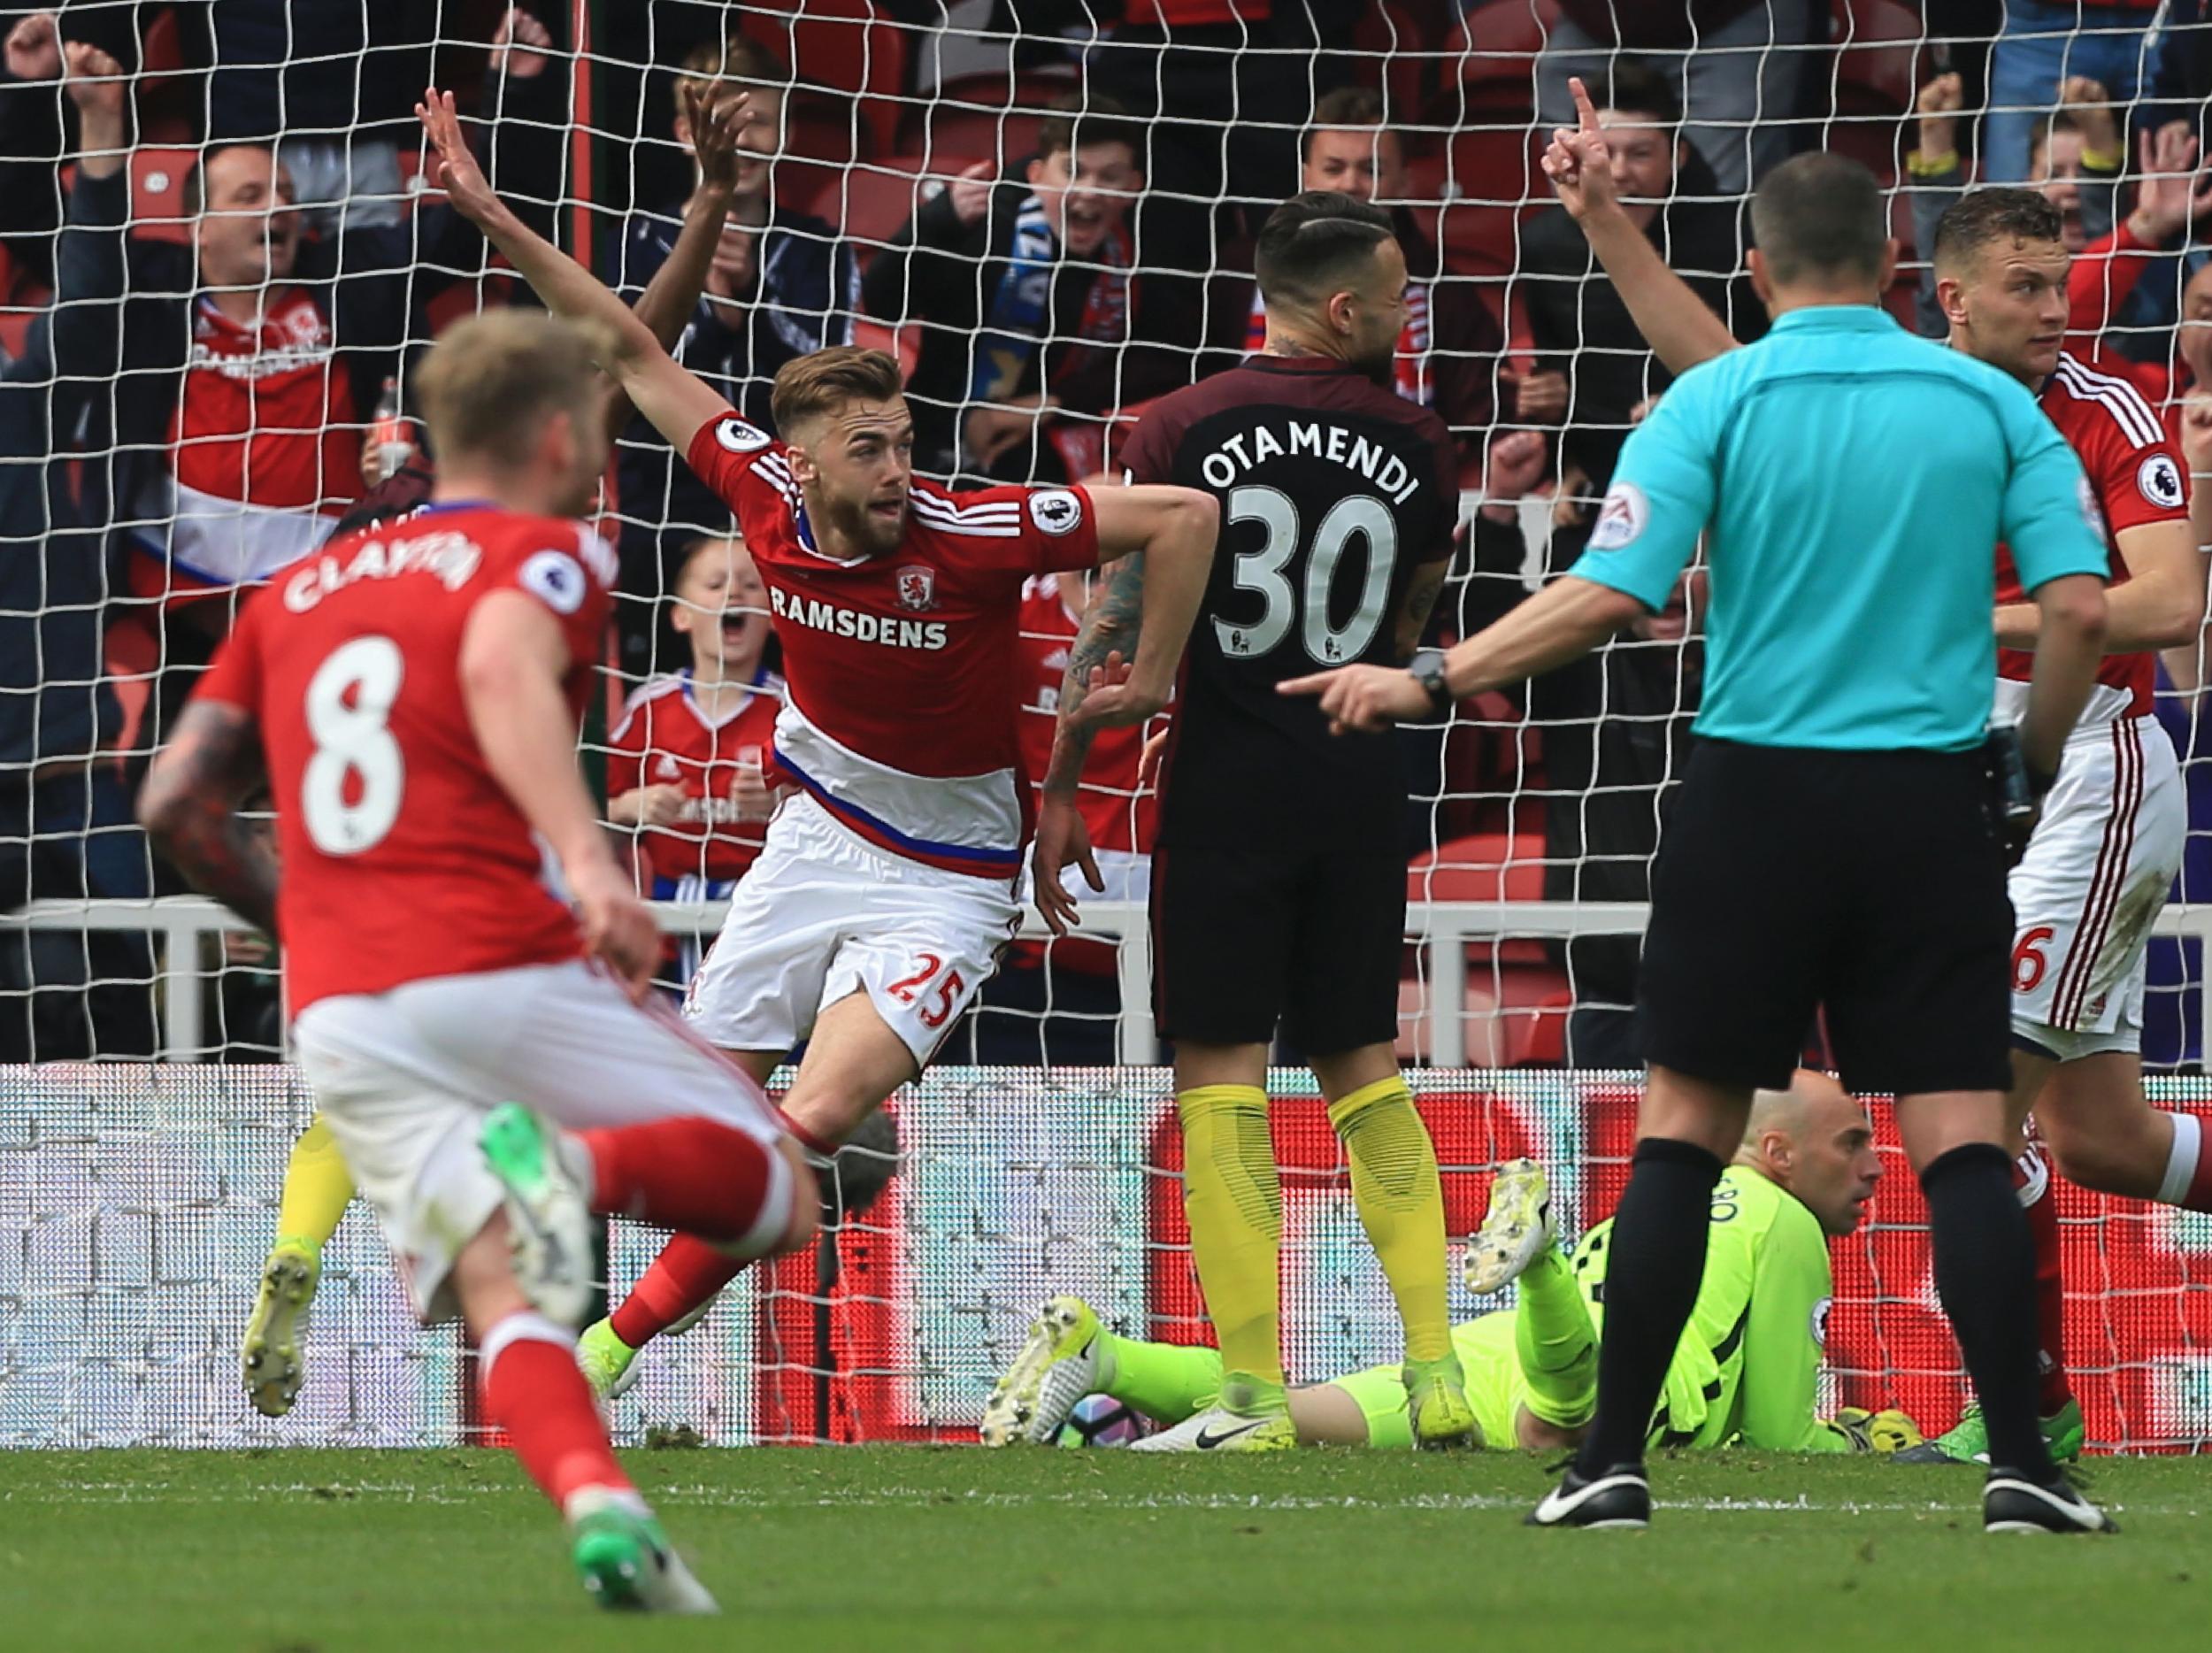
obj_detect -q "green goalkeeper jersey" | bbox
[1574,1164,1845,1452]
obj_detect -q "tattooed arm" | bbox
[1041,549,1148,803]
[138,702,281,936]
[1394,553,1453,662]
[1030,483,1216,935]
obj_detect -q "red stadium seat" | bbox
[800,153,933,262]
[1433,0,1558,125]
[903,70,1073,165]
[1417,126,1544,281]
[1832,0,1924,117]
[1409,831,1548,967]
[131,147,196,243]
[740,0,913,158]
[1395,964,1571,1067]
[1350,1,1437,122]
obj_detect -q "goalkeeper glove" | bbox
[1824,1406,1924,1453]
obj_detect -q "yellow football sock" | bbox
[274,1116,355,1257]
[1513,1247,1598,1429]
[1177,1084,1284,1394]
[1327,1076,1450,1364]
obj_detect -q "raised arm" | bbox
[138,702,280,937]
[1907,73,1969,340]
[1542,76,1740,377]
[601,99,750,441]
[417,86,732,451]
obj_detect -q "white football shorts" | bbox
[293,959,790,1321]
[683,790,1022,1066]
[2008,714,2185,1058]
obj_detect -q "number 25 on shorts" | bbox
[2013,926,2055,993]
[887,951,965,1029]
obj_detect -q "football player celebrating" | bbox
[140,310,819,1612]
[986,1072,1920,1457]
[414,89,1218,1395]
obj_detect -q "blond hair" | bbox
[769,346,904,435]
[413,310,606,471]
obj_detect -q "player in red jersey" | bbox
[1484,83,2211,1465]
[414,90,1218,1395]
[137,311,819,1614]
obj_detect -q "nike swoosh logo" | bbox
[1194,1419,1267,1449]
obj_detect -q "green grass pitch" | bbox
[4,1447,2207,1651]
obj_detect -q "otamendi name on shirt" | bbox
[1194,419,1425,504]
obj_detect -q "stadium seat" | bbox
[741,0,913,158]
[1408,831,1548,966]
[134,148,196,243]
[1350,1,1437,123]
[1432,0,1558,125]
[1394,963,1571,1067]
[1423,127,1544,281]
[0,273,41,365]
[902,70,1073,164]
[801,153,932,262]
[1832,0,1924,117]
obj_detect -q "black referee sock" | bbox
[1573,1136,1724,1477]
[1921,1142,2058,1485]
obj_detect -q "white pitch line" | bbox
[1,1480,2200,1518]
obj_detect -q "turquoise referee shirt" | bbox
[1567,305,2109,751]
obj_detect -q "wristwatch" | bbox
[1406,649,1455,715]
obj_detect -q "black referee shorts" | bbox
[1151,836,1403,1057]
[1638,740,2014,1096]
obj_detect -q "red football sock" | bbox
[577,1116,782,1241]
[2016,1146,2073,1416]
[609,1234,750,1349]
[482,1314,634,1511]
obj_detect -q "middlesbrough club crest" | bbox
[895,564,937,611]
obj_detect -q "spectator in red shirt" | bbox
[608,534,782,919]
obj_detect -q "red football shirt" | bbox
[607,666,785,884]
[193,503,618,1012]
[1994,350,2190,723]
[682,412,1102,877]
[131,288,360,601]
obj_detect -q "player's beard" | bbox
[1351,339,1396,388]
[829,491,909,556]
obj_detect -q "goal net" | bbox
[10,1064,2212,1450]
[2,0,2211,1449]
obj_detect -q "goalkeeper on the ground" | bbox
[984,1069,1920,1454]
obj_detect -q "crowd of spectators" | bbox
[5,0,2212,1068]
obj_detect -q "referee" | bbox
[1283,152,2115,1534]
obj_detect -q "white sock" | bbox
[563,1482,652,1525]
[2158,1112,2202,1207]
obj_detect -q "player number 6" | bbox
[2011,926,2055,994]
